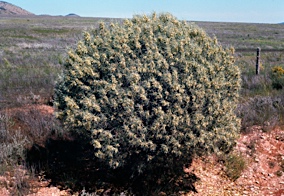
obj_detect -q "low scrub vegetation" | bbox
[0,106,65,195]
[0,113,29,169]
[224,152,247,181]
[237,94,284,132]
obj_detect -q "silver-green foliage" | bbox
[55,13,241,169]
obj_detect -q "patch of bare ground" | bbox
[186,126,284,196]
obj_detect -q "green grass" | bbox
[32,28,71,35]
[224,153,246,181]
[10,35,38,40]
[246,38,282,48]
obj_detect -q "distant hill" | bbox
[66,13,80,17]
[0,1,34,15]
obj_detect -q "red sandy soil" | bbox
[186,126,284,196]
[1,104,284,195]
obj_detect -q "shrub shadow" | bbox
[26,137,199,195]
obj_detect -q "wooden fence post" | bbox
[256,47,261,75]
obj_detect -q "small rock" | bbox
[268,173,274,177]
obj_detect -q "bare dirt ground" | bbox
[1,105,284,195]
[186,126,284,196]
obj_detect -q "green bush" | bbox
[271,65,284,90]
[224,152,246,181]
[54,13,241,192]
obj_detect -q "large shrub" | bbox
[55,13,241,176]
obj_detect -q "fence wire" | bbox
[1,48,283,108]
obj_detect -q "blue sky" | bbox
[5,0,284,23]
